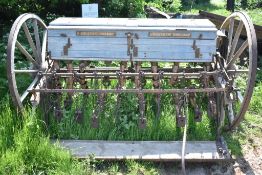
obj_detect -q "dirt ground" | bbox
[159,157,261,175]
[232,138,262,175]
[158,139,262,175]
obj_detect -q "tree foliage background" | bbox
[0,0,261,24]
[0,0,186,24]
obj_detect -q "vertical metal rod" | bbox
[136,62,146,128]
[181,119,187,175]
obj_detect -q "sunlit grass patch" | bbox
[0,99,92,174]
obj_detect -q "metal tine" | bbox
[91,62,109,128]
[54,106,63,122]
[74,91,84,123]
[203,64,217,118]
[52,60,63,122]
[74,61,89,124]
[170,62,179,86]
[151,62,161,119]
[91,92,106,128]
[136,62,146,129]
[172,63,186,127]
[64,61,73,110]
[175,94,186,127]
[157,71,164,119]
[53,91,63,122]
[75,108,84,123]
[171,63,183,125]
[114,73,121,123]
[114,61,127,123]
[119,61,127,88]
[91,69,100,128]
[75,92,89,124]
[189,91,202,122]
[138,92,146,129]
[207,92,217,118]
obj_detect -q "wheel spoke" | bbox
[236,91,243,103]
[226,18,234,60]
[20,75,40,102]
[41,30,47,65]
[227,103,234,124]
[227,69,249,74]
[16,41,40,68]
[22,22,38,60]
[33,19,42,63]
[226,40,248,68]
[227,21,244,65]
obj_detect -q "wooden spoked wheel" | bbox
[217,11,257,131]
[7,13,48,110]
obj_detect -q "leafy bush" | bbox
[102,0,145,17]
[236,0,262,9]
[146,0,182,12]
[168,0,182,12]
[181,0,210,7]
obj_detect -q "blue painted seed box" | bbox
[48,18,217,62]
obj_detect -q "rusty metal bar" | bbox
[40,71,220,77]
[28,87,226,94]
[58,76,206,80]
[56,67,208,73]
[19,69,247,75]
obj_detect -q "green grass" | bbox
[0,97,165,174]
[0,99,93,174]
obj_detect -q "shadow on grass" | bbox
[223,126,257,174]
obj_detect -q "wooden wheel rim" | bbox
[220,11,257,130]
[7,13,47,110]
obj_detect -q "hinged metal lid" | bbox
[49,18,216,29]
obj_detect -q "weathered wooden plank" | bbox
[48,29,217,39]
[50,50,213,59]
[48,42,216,53]
[48,36,216,45]
[51,50,129,59]
[50,57,213,62]
[55,140,231,162]
[50,50,213,62]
